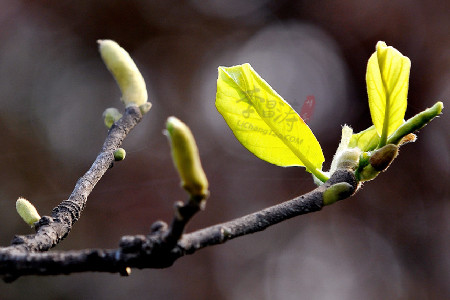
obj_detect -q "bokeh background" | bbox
[0,0,448,299]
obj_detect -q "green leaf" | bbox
[215,63,325,178]
[366,41,411,147]
[348,125,380,152]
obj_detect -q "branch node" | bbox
[323,182,354,205]
[52,200,83,223]
[10,235,27,245]
[150,221,168,234]
[220,227,232,242]
[174,201,185,221]
[327,169,358,193]
[35,216,54,231]
[119,235,146,253]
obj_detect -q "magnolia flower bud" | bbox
[103,107,123,128]
[329,125,353,174]
[98,39,148,108]
[16,197,41,227]
[165,117,209,197]
[335,148,361,170]
[369,144,398,171]
[358,144,399,181]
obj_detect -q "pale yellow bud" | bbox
[165,117,209,197]
[103,107,123,128]
[16,197,41,227]
[98,39,148,108]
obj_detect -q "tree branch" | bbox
[5,106,143,254]
[162,194,208,248]
[0,169,356,279]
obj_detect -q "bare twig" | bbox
[162,194,208,248]
[0,169,356,279]
[5,106,143,254]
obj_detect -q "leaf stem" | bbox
[313,168,330,183]
[282,142,328,182]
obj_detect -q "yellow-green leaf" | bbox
[366,41,411,146]
[348,125,380,152]
[215,63,325,177]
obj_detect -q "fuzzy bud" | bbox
[165,117,209,197]
[16,197,41,227]
[98,39,148,108]
[139,102,152,115]
[369,144,398,171]
[335,148,361,170]
[103,107,123,128]
[358,144,399,181]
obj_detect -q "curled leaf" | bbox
[329,125,353,175]
[366,41,411,146]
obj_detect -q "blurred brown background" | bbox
[0,0,448,299]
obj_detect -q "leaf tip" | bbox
[435,101,444,114]
[376,41,387,50]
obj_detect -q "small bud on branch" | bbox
[98,39,149,108]
[103,107,123,128]
[165,117,209,198]
[16,197,41,227]
[114,148,126,161]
